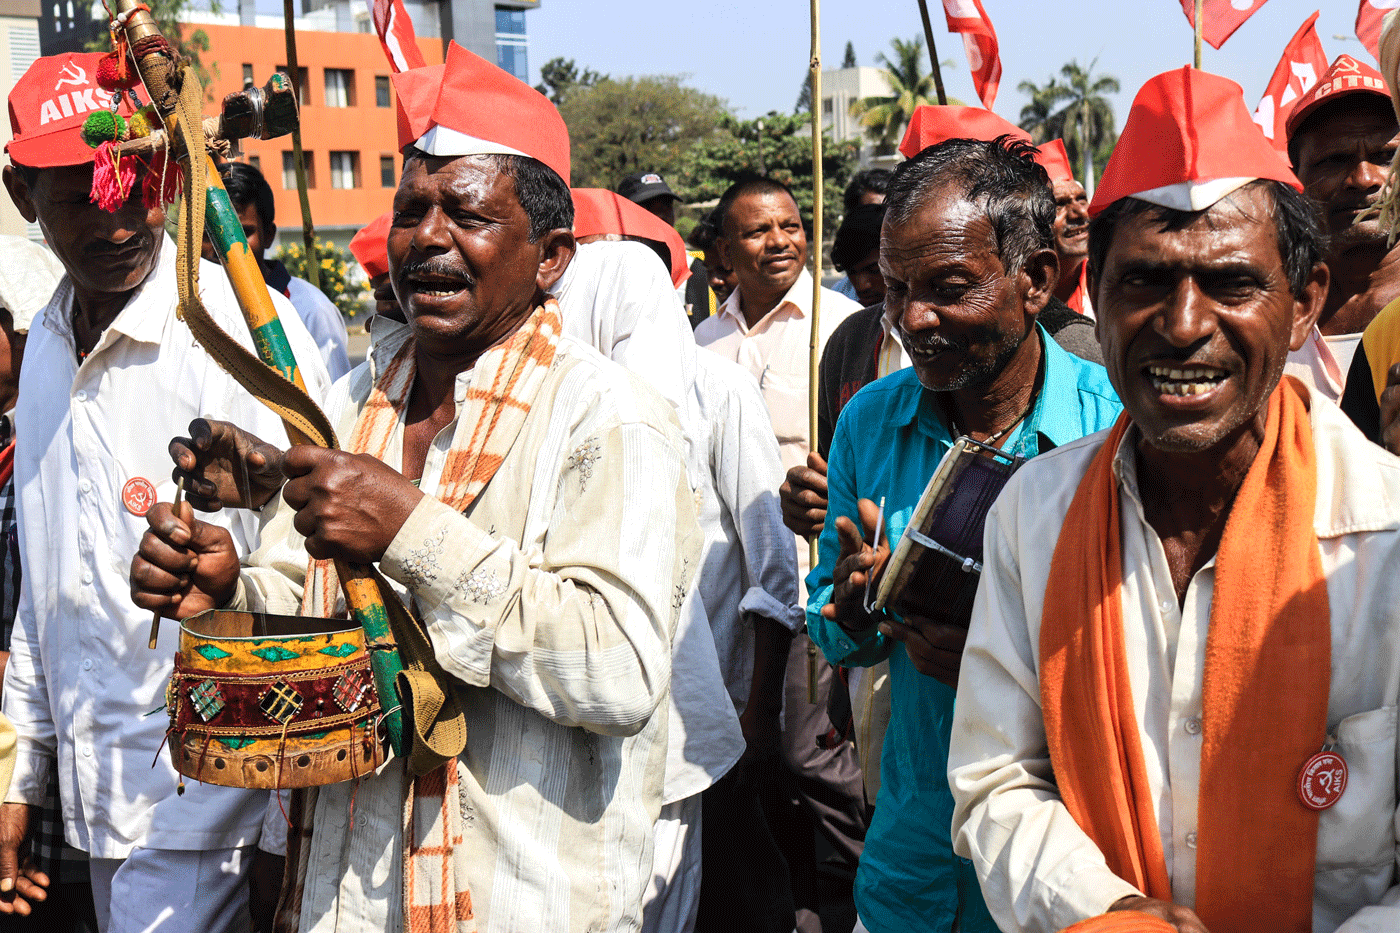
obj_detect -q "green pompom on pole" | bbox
[81,111,127,149]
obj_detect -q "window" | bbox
[325,69,355,108]
[375,75,391,108]
[242,63,254,88]
[277,66,310,105]
[330,151,359,189]
[494,8,526,34]
[380,155,395,187]
[247,154,260,174]
[496,42,527,82]
[283,150,315,189]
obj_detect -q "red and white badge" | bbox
[1298,750,1348,811]
[122,477,156,517]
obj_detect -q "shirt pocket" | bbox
[1315,704,1396,872]
[759,366,809,450]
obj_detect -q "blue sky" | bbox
[524,1,1377,131]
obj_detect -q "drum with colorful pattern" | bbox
[166,610,387,788]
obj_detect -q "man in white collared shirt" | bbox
[0,51,330,933]
[695,176,863,933]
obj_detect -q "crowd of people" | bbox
[0,11,1393,933]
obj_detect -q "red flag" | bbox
[943,0,1001,110]
[1357,0,1400,59]
[1252,11,1328,150]
[371,0,426,73]
[1181,0,1271,50]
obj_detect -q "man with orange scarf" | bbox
[948,67,1400,933]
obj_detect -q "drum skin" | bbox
[166,610,388,789]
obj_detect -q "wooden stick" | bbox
[917,0,949,106]
[808,0,824,705]
[148,478,184,649]
[282,0,320,291]
[1194,0,1204,69]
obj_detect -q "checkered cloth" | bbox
[0,428,89,884]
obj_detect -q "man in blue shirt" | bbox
[806,136,1122,933]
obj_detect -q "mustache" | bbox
[85,233,149,257]
[900,329,970,355]
[399,257,476,288]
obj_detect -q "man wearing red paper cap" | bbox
[1277,54,1400,406]
[0,50,332,933]
[950,66,1400,933]
[1039,139,1094,317]
[348,210,402,323]
[133,43,700,933]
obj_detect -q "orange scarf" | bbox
[1040,377,1329,933]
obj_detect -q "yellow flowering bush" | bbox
[278,237,368,319]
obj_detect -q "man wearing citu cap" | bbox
[132,43,699,933]
[1039,139,1094,318]
[950,66,1400,933]
[0,51,330,933]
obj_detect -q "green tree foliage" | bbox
[559,75,728,189]
[278,238,368,320]
[673,112,858,243]
[1017,59,1119,193]
[534,56,605,106]
[795,71,813,114]
[850,37,960,155]
[842,41,858,68]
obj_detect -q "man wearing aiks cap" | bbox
[0,52,331,933]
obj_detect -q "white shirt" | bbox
[1285,326,1363,403]
[949,388,1400,933]
[552,240,751,802]
[2,241,332,858]
[285,277,352,381]
[239,323,697,933]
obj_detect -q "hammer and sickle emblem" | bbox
[1335,57,1362,75]
[54,61,87,89]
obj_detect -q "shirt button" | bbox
[81,570,93,585]
[1185,830,1198,849]
[82,744,93,757]
[1160,598,1174,613]
[75,390,88,402]
[78,479,91,493]
[1184,717,1202,735]
[82,659,93,671]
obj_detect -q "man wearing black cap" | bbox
[617,170,713,328]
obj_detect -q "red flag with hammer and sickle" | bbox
[1357,0,1400,59]
[943,0,1001,110]
[1181,0,1271,50]
[1252,11,1328,151]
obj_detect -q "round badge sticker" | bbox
[1298,750,1348,811]
[122,477,157,517]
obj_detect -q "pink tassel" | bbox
[90,141,135,212]
[142,152,182,212]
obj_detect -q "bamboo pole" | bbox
[808,0,823,704]
[916,0,949,105]
[1194,0,1204,69]
[283,0,320,291]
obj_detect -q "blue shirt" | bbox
[806,327,1121,933]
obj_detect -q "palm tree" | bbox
[849,37,958,155]
[1019,60,1119,196]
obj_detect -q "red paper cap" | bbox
[349,211,392,280]
[1089,67,1299,218]
[407,42,570,185]
[1037,139,1075,184]
[572,188,690,288]
[898,105,1030,160]
[392,63,444,154]
[1284,55,1390,140]
[7,53,134,169]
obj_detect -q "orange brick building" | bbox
[199,23,444,239]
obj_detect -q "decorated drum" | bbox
[167,610,387,789]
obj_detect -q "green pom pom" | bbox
[81,111,126,149]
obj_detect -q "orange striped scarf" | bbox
[1040,377,1329,933]
[290,299,563,933]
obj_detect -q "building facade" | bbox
[0,0,41,237]
[821,65,894,167]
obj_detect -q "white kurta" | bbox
[238,322,700,933]
[2,241,331,858]
[949,388,1400,933]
